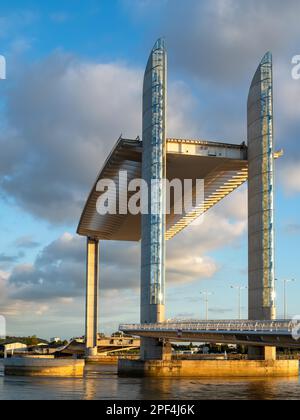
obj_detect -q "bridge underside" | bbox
[77,137,248,241]
[120,322,300,349]
[121,330,299,349]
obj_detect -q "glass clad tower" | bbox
[248,52,276,321]
[141,39,167,327]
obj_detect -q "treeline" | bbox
[0,336,48,346]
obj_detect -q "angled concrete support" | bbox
[85,238,99,357]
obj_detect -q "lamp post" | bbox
[275,278,295,319]
[200,291,213,321]
[283,279,295,320]
[231,285,247,320]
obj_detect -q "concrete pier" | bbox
[85,238,99,358]
[118,359,299,378]
[4,358,85,377]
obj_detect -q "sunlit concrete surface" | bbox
[77,138,248,241]
[119,359,299,378]
[4,358,85,377]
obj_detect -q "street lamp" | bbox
[231,285,247,320]
[275,278,296,319]
[200,291,213,321]
[281,279,295,320]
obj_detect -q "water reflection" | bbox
[0,362,299,400]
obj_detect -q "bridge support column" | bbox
[85,238,99,358]
[264,346,276,361]
[248,346,276,361]
[140,339,171,362]
[140,338,163,361]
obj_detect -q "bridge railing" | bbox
[120,320,295,334]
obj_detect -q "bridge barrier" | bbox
[120,320,296,334]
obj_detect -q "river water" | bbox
[0,362,300,400]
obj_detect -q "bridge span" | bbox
[120,320,300,349]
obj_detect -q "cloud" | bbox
[0,52,199,225]
[174,312,196,319]
[7,194,247,303]
[14,235,40,249]
[1,13,298,229]
[0,251,25,269]
[3,2,296,335]
[279,161,300,195]
[123,0,300,149]
[213,186,247,222]
[0,253,20,264]
[0,10,38,40]
[127,0,300,85]
[168,211,246,261]
[0,50,221,334]
[285,223,300,235]
[8,233,139,301]
[49,12,70,23]
[209,308,233,315]
[0,54,142,224]
[0,270,9,299]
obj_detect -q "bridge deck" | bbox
[120,320,300,349]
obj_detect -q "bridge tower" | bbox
[140,39,167,360]
[247,53,276,360]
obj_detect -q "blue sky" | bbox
[0,0,300,340]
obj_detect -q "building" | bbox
[60,336,140,357]
[0,341,28,358]
[77,39,278,360]
[50,337,62,344]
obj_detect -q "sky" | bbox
[0,0,300,340]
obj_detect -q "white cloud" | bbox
[49,12,70,23]
[6,191,247,304]
[125,0,300,85]
[280,161,300,195]
[0,52,199,224]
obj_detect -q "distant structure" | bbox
[61,336,140,357]
[0,341,28,358]
[78,39,280,360]
[50,337,62,344]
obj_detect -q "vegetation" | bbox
[52,340,69,346]
[0,336,48,346]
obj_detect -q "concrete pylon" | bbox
[85,238,99,357]
[247,52,276,360]
[140,38,167,360]
[248,52,276,321]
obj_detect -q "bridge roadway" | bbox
[120,320,300,349]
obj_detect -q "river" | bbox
[0,362,300,400]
